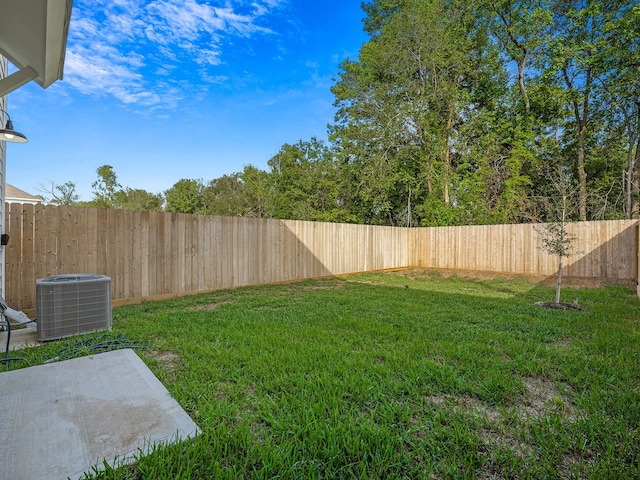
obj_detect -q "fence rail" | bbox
[4,203,638,312]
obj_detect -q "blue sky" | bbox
[5,0,367,201]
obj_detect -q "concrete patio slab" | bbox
[0,323,39,350]
[0,348,199,480]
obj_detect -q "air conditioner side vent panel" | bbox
[36,274,112,342]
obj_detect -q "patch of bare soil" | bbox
[468,398,505,424]
[185,302,228,311]
[424,394,449,408]
[145,350,181,375]
[552,337,573,349]
[300,283,345,291]
[559,449,598,477]
[272,281,345,296]
[480,428,534,461]
[425,376,577,423]
[534,301,583,311]
[424,393,535,462]
[521,376,577,421]
[425,376,582,473]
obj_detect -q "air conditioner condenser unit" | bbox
[36,274,112,342]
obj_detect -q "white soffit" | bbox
[0,0,73,96]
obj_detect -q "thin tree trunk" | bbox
[564,66,590,222]
[556,256,563,304]
[493,5,530,116]
[577,124,588,221]
[407,186,412,227]
[626,148,634,218]
[518,58,530,116]
[443,108,455,205]
[556,195,567,304]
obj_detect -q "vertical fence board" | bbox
[241,217,250,283]
[141,211,151,298]
[7,203,23,305]
[95,209,108,289]
[33,203,45,284]
[20,204,35,307]
[210,216,221,289]
[154,211,165,295]
[45,206,58,277]
[85,208,98,274]
[114,209,125,300]
[200,216,209,289]
[172,213,181,293]
[161,212,171,295]
[75,207,87,274]
[132,210,143,299]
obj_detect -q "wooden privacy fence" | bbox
[4,203,639,311]
[4,204,409,311]
[409,220,638,281]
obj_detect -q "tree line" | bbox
[45,0,639,226]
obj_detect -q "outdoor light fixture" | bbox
[0,109,28,143]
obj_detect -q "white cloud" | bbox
[194,49,223,66]
[64,0,286,110]
[144,0,224,44]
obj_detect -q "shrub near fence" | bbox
[3,203,639,312]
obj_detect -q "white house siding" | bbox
[1,55,6,298]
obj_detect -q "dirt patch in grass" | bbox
[145,349,181,375]
[480,428,534,460]
[559,449,598,478]
[424,376,580,469]
[425,394,449,408]
[424,377,583,477]
[275,281,346,296]
[551,337,573,349]
[423,393,535,464]
[185,302,229,311]
[425,376,577,423]
[535,301,583,311]
[460,396,504,424]
[521,376,578,420]
[300,283,345,291]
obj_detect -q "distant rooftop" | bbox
[6,183,41,204]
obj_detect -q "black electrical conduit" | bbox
[0,315,26,367]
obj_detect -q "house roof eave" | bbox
[0,0,73,96]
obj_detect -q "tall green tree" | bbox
[240,165,271,218]
[332,0,510,225]
[39,180,80,206]
[266,138,354,222]
[113,188,164,211]
[164,179,206,214]
[202,174,253,217]
[597,1,640,218]
[90,165,121,208]
[538,0,628,220]
[489,0,553,117]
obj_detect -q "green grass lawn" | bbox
[10,270,640,479]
